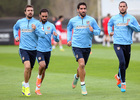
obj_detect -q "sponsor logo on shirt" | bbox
[116,23,127,26]
[45,31,51,34]
[21,29,34,32]
[76,25,89,29]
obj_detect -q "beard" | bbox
[120,11,126,14]
[27,13,33,19]
[79,12,86,17]
[41,19,47,24]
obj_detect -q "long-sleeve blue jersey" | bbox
[108,13,140,45]
[67,15,101,48]
[13,17,45,50]
[37,21,59,52]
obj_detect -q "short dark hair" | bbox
[119,1,127,7]
[24,5,34,11]
[58,15,63,19]
[77,2,87,9]
[39,9,49,14]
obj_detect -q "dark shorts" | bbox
[19,49,37,68]
[72,47,91,65]
[36,51,51,69]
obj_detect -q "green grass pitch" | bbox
[0,44,140,100]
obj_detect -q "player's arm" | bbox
[52,25,59,42]
[127,17,140,32]
[91,19,101,36]
[108,18,114,36]
[34,22,45,38]
[13,20,20,42]
[67,19,73,47]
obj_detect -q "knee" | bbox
[119,61,126,69]
[79,63,85,69]
[39,62,46,69]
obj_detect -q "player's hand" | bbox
[15,37,19,42]
[32,24,36,30]
[67,41,72,47]
[89,25,93,32]
[126,19,130,26]
[110,32,114,36]
[53,31,57,36]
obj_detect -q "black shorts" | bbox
[36,51,51,69]
[72,47,91,65]
[19,49,37,68]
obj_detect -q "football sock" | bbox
[60,46,63,49]
[81,82,85,86]
[24,82,29,88]
[37,74,42,79]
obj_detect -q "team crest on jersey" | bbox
[38,57,41,60]
[86,21,90,24]
[22,57,25,60]
[47,27,50,30]
[117,47,120,50]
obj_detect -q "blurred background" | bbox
[0,0,140,45]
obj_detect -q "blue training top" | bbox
[108,13,140,45]
[13,17,45,50]
[67,15,101,48]
[37,21,59,52]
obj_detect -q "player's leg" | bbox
[52,41,57,50]
[59,35,64,51]
[124,45,131,70]
[114,45,126,87]
[35,51,46,95]
[106,35,110,47]
[19,49,32,96]
[102,34,106,46]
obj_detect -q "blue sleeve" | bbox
[67,19,73,42]
[35,22,45,37]
[91,19,101,35]
[52,25,59,42]
[13,20,20,39]
[108,18,114,35]
[128,17,140,32]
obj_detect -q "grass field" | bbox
[0,44,140,100]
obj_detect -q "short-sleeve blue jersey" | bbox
[108,13,140,45]
[13,17,45,50]
[67,15,101,48]
[37,21,59,52]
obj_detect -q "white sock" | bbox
[60,46,63,49]
[117,75,120,79]
[36,86,40,91]
[81,82,85,86]
[37,74,42,79]
[102,41,106,46]
[121,82,126,84]
[24,82,29,88]
[107,41,110,47]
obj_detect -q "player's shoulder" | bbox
[70,16,79,21]
[86,15,96,21]
[126,13,135,19]
[46,21,55,27]
[17,17,26,23]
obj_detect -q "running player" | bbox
[108,1,140,92]
[35,9,59,95]
[67,2,100,95]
